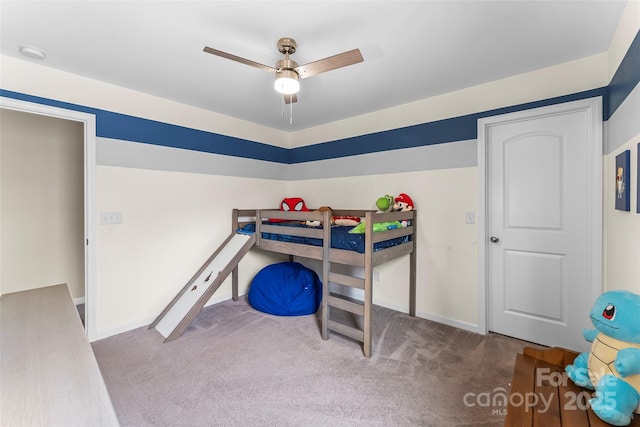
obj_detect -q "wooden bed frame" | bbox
[231,208,417,357]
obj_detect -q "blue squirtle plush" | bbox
[565,290,640,426]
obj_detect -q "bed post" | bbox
[363,211,374,357]
[321,208,331,340]
[409,210,416,317]
[255,209,262,248]
[231,209,239,301]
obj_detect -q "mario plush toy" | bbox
[393,193,414,227]
[393,193,414,212]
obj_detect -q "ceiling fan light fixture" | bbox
[204,36,363,105]
[274,69,300,95]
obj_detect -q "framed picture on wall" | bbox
[615,150,630,211]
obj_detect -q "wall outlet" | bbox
[100,211,122,225]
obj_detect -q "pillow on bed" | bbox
[248,262,322,316]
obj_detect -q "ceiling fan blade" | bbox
[284,93,298,104]
[203,46,276,73]
[296,48,363,79]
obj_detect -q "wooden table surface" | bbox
[1,284,119,426]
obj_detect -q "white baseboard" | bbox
[92,294,483,342]
[90,292,241,342]
[92,317,154,342]
[374,298,482,335]
[372,298,409,314]
[414,310,481,335]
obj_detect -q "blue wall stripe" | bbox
[0,89,289,163]
[289,88,608,163]
[97,110,288,163]
[1,89,98,116]
[609,30,640,118]
[0,86,611,164]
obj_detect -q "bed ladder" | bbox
[150,232,256,342]
[321,210,417,358]
[324,268,373,357]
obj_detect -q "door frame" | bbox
[476,97,603,335]
[0,96,98,341]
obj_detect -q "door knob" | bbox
[490,236,500,243]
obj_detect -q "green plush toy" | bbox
[376,195,394,212]
[348,220,402,234]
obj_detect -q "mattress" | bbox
[237,222,409,254]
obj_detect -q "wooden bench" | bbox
[505,346,640,427]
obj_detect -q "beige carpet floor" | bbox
[92,297,534,427]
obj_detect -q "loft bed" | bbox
[230,208,417,357]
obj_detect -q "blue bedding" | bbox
[238,221,409,254]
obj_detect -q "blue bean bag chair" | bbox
[248,262,322,316]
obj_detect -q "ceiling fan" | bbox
[203,37,364,104]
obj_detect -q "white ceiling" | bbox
[0,1,628,132]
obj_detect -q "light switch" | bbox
[465,211,475,224]
[100,211,122,225]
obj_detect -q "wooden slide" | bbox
[150,232,256,342]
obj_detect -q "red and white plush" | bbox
[393,193,414,227]
[280,197,309,212]
[304,206,361,227]
[332,215,360,227]
[270,197,310,222]
[393,193,414,212]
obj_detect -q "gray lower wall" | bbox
[97,137,288,180]
[606,82,640,155]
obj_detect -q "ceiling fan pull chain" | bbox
[281,96,284,119]
[290,97,293,125]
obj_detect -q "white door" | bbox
[479,98,602,352]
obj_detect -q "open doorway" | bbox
[0,97,97,340]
